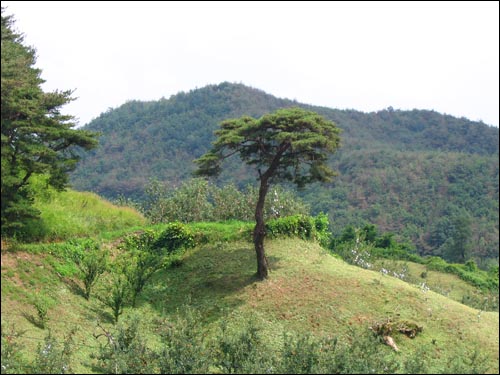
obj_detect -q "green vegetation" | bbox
[195,107,341,278]
[1,9,98,237]
[71,239,108,300]
[69,82,499,265]
[143,178,309,224]
[329,224,499,311]
[1,190,498,373]
[1,8,498,373]
[21,180,146,242]
[303,149,499,265]
[2,234,498,373]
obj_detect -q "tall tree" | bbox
[441,212,473,263]
[1,8,98,235]
[195,107,341,279]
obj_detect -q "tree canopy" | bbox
[1,8,98,236]
[195,107,341,185]
[195,107,341,278]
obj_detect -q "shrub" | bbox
[465,259,478,272]
[120,230,158,253]
[143,178,310,223]
[375,232,396,248]
[425,256,499,291]
[120,229,181,306]
[280,332,323,374]
[210,183,253,221]
[143,178,213,223]
[370,246,423,264]
[32,294,52,329]
[154,222,195,254]
[314,212,332,247]
[215,320,273,374]
[30,329,76,374]
[1,325,26,373]
[157,307,210,374]
[122,250,162,307]
[93,315,155,374]
[98,273,131,324]
[265,215,315,240]
[70,239,108,300]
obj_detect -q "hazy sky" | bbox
[3,1,499,127]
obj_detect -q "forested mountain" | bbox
[71,82,499,261]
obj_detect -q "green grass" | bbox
[187,220,254,243]
[2,193,498,373]
[27,188,146,241]
[2,237,499,373]
[371,259,499,311]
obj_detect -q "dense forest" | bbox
[70,83,499,264]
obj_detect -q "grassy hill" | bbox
[1,191,498,373]
[2,237,499,373]
[15,180,146,242]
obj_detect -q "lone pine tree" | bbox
[194,107,341,279]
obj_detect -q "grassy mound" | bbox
[2,233,498,373]
[17,189,146,242]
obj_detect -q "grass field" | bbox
[2,236,499,373]
[1,190,498,373]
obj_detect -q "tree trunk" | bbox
[252,142,290,280]
[254,177,269,279]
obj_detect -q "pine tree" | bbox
[1,8,98,236]
[195,107,341,278]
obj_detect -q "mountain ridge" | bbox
[70,82,499,261]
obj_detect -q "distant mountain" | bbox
[71,82,499,261]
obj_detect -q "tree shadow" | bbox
[21,311,45,329]
[82,303,115,325]
[267,255,282,272]
[142,243,282,320]
[56,274,87,299]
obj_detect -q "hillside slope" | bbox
[2,235,498,373]
[159,239,499,362]
[16,184,146,242]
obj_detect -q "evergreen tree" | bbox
[195,107,341,278]
[441,212,473,263]
[1,8,98,235]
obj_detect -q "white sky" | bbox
[3,1,499,127]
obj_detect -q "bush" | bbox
[157,307,210,374]
[143,178,213,223]
[69,239,108,300]
[98,273,131,324]
[425,256,499,291]
[314,213,332,248]
[93,315,155,374]
[30,329,76,374]
[210,183,254,221]
[280,332,323,374]
[120,230,158,253]
[32,294,52,329]
[5,311,492,374]
[121,250,163,307]
[370,246,423,264]
[1,325,26,373]
[143,178,310,224]
[214,317,271,374]
[154,222,195,254]
[266,215,315,240]
[265,213,332,247]
[120,229,184,306]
